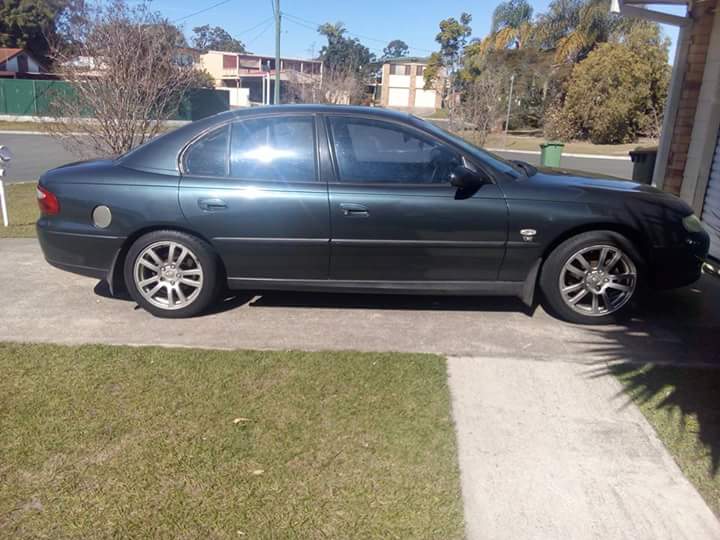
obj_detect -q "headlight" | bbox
[682,214,706,233]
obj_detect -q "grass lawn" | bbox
[480,133,654,156]
[611,363,720,516]
[0,343,463,539]
[0,182,38,238]
[0,121,50,132]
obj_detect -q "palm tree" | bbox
[486,0,536,51]
[535,0,616,63]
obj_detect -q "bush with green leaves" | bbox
[553,30,669,144]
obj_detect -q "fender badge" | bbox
[520,229,537,242]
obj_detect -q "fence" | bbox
[0,80,229,121]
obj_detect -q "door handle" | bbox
[198,198,228,211]
[340,203,369,217]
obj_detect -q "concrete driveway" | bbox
[0,237,717,363]
[1,237,719,539]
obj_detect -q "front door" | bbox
[324,115,508,282]
[179,114,329,280]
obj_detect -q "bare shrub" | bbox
[286,67,365,105]
[449,71,505,146]
[45,0,199,157]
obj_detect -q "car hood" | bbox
[521,166,694,216]
[532,165,676,196]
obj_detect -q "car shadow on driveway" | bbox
[93,279,537,315]
[248,291,535,314]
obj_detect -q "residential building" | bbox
[199,51,322,107]
[0,48,46,78]
[614,0,720,260]
[378,57,443,114]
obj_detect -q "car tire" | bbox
[124,230,220,318]
[539,230,644,325]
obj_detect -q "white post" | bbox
[0,145,11,227]
[0,177,8,227]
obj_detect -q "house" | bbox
[378,57,443,114]
[199,50,322,107]
[0,48,47,78]
[614,0,720,260]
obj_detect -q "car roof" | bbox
[120,105,426,173]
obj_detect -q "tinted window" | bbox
[184,126,228,177]
[230,116,316,181]
[328,116,462,184]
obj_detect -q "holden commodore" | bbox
[36,105,710,324]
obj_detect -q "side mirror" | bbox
[449,166,486,189]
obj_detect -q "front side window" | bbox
[328,116,462,184]
[184,126,229,177]
[230,116,316,181]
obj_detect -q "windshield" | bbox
[417,117,520,176]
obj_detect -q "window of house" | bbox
[389,64,410,75]
[328,116,462,184]
[222,54,238,69]
[229,116,316,181]
[184,126,229,177]
[416,65,425,76]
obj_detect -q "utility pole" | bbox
[504,74,515,149]
[274,0,281,105]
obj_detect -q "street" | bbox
[0,131,633,183]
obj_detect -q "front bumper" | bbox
[37,220,124,281]
[650,231,709,289]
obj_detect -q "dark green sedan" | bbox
[36,105,709,324]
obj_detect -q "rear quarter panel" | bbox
[38,163,184,272]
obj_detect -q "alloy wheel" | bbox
[558,244,637,317]
[133,241,204,310]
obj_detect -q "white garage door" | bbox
[414,89,436,109]
[388,87,409,108]
[701,133,720,260]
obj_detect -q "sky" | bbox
[150,0,684,61]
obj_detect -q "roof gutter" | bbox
[610,0,692,189]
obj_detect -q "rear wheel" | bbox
[540,231,642,325]
[124,230,219,318]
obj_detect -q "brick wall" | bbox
[664,0,717,195]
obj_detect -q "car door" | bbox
[324,114,508,282]
[179,114,330,280]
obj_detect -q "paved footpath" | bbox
[449,356,720,540]
[1,238,719,539]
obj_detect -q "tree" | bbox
[492,0,534,32]
[45,0,202,156]
[317,21,374,74]
[382,39,409,59]
[550,27,670,143]
[0,0,77,63]
[192,25,245,53]
[490,0,535,50]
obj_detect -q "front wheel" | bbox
[540,231,642,325]
[124,230,219,318]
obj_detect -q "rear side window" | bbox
[230,116,316,181]
[184,126,228,177]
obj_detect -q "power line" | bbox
[282,12,435,55]
[245,19,275,46]
[236,16,275,37]
[173,0,234,22]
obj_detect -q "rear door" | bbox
[324,114,508,282]
[179,114,329,280]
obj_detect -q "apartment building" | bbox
[199,50,322,106]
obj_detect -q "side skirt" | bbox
[227,277,526,297]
